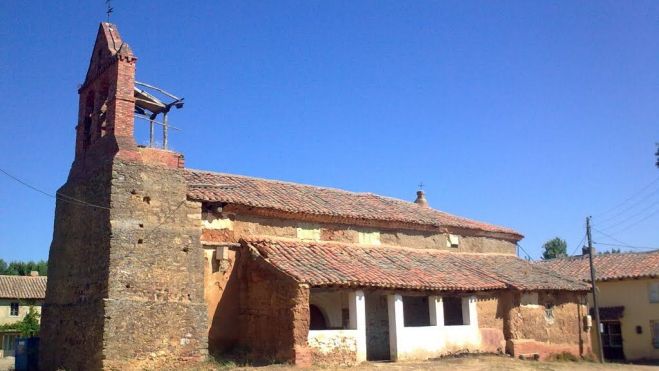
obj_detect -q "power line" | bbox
[591,226,629,246]
[0,167,110,210]
[593,242,658,251]
[596,199,659,232]
[593,175,659,218]
[569,233,586,256]
[516,243,532,260]
[604,206,659,235]
[594,187,659,226]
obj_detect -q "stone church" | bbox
[40,23,592,370]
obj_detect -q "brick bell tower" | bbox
[40,23,207,370]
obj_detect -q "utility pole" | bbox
[586,216,605,363]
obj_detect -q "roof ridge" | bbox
[184,169,523,237]
[185,168,417,202]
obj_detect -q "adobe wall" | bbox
[205,245,241,355]
[40,163,113,370]
[238,250,311,366]
[476,294,506,353]
[503,290,591,360]
[200,208,516,255]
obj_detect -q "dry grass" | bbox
[216,355,659,370]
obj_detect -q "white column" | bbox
[462,295,478,328]
[429,296,444,327]
[387,294,404,361]
[349,290,366,363]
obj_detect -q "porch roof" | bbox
[242,238,589,292]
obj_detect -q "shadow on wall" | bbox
[208,250,242,356]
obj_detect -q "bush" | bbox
[17,306,40,337]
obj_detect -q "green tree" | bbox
[601,248,621,254]
[0,260,47,276]
[16,306,40,337]
[542,237,568,260]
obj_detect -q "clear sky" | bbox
[1,1,657,262]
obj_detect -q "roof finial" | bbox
[106,0,114,22]
[414,183,429,208]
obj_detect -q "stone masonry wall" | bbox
[102,159,207,369]
[200,208,516,255]
[238,250,311,366]
[40,163,113,370]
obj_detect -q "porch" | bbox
[307,288,480,363]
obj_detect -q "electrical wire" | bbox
[593,242,658,251]
[569,234,586,256]
[516,243,533,260]
[0,167,110,210]
[596,199,659,232]
[593,175,659,218]
[602,206,659,235]
[594,187,659,226]
[591,227,629,246]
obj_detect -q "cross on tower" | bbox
[418,182,424,191]
[106,0,113,22]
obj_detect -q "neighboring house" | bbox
[539,251,659,361]
[0,273,46,358]
[39,23,592,370]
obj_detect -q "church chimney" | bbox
[414,190,429,207]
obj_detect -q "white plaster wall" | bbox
[389,295,482,361]
[310,291,347,328]
[308,330,358,354]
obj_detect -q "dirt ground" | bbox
[215,355,659,371]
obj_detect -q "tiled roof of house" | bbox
[184,170,522,238]
[0,275,47,299]
[536,250,659,282]
[243,238,589,291]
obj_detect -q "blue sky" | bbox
[1,1,657,262]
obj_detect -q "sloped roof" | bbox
[536,250,659,282]
[184,170,522,238]
[243,238,588,291]
[0,275,47,299]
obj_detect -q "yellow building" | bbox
[0,274,46,358]
[540,251,659,362]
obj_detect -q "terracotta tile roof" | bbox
[0,275,47,299]
[184,170,522,238]
[536,250,659,282]
[242,238,588,292]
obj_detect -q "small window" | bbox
[403,296,430,327]
[358,230,381,245]
[652,321,659,349]
[297,223,320,241]
[446,234,460,248]
[443,297,467,326]
[10,302,19,316]
[545,303,555,321]
[649,282,659,303]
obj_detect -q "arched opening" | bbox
[309,304,328,330]
[82,91,95,150]
[97,82,110,138]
